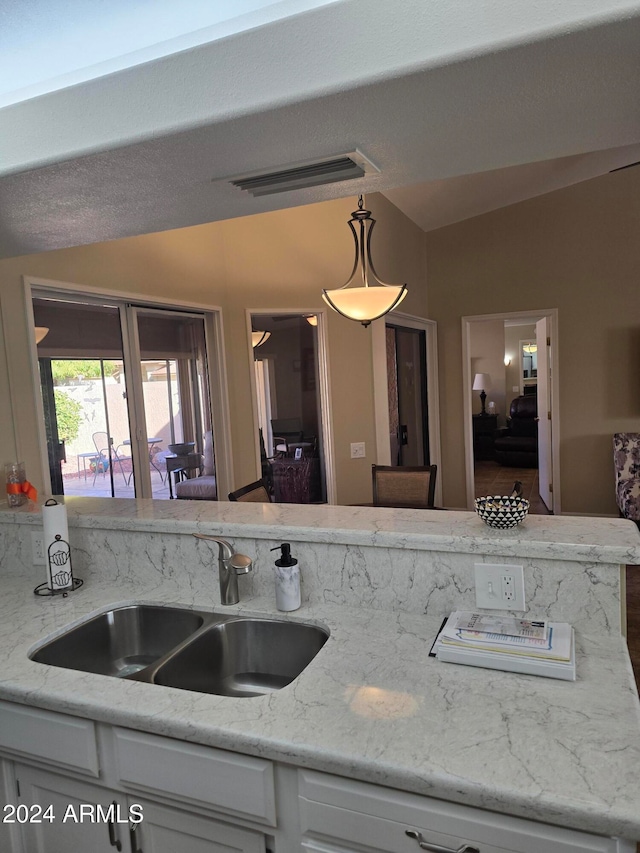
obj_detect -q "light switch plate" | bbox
[474,563,526,611]
[350,442,366,459]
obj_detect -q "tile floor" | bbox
[474,460,551,515]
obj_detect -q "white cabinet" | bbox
[16,764,125,853]
[15,765,266,853]
[112,727,276,827]
[0,759,20,853]
[298,770,635,853]
[130,799,265,853]
[0,700,635,853]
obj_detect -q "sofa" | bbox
[494,395,538,468]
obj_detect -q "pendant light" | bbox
[251,331,271,348]
[323,196,407,327]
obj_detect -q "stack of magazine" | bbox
[431,611,575,680]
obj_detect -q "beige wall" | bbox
[427,167,640,514]
[0,194,427,506]
[469,319,505,424]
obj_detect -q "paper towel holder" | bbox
[33,500,83,598]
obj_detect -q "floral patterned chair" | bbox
[613,433,640,524]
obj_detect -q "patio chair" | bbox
[92,432,130,486]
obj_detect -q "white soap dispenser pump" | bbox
[271,543,301,612]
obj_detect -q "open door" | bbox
[536,316,553,512]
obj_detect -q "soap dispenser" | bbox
[271,543,301,612]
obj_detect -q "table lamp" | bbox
[472,373,491,416]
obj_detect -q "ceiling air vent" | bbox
[229,150,379,197]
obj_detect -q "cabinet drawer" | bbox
[0,700,99,776]
[299,770,629,853]
[113,728,276,826]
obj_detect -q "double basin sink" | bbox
[30,605,329,698]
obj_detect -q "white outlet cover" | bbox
[350,442,366,459]
[31,531,46,565]
[474,563,526,611]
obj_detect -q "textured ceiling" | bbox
[1,0,640,258]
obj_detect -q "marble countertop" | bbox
[4,497,640,564]
[0,567,639,840]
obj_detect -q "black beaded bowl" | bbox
[474,495,530,529]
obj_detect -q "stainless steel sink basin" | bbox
[30,604,206,677]
[30,605,329,697]
[152,618,329,698]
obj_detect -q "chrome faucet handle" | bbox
[192,534,252,605]
[228,553,252,574]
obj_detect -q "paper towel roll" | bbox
[42,500,73,591]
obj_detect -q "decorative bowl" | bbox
[168,442,196,456]
[474,495,530,529]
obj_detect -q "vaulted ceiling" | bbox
[1,0,639,259]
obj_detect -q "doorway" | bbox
[32,294,214,500]
[385,324,429,466]
[462,310,560,513]
[248,310,334,504]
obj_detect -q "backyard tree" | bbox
[54,390,83,444]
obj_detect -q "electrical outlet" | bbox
[350,442,366,459]
[31,531,46,565]
[474,563,526,611]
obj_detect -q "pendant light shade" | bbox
[251,330,271,348]
[323,196,407,327]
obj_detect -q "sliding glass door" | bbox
[127,307,211,499]
[33,295,213,500]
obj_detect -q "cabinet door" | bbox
[133,799,266,853]
[0,759,21,853]
[15,764,126,853]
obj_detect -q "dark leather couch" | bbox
[494,395,538,468]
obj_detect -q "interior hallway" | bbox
[474,460,551,515]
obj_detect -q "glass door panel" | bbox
[132,309,212,500]
[34,296,215,500]
[33,297,135,498]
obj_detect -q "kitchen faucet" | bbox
[193,534,253,605]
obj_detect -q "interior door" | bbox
[536,316,553,511]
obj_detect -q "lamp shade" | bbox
[322,285,407,325]
[472,373,491,391]
[35,327,49,344]
[251,331,271,348]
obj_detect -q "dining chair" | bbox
[228,479,272,503]
[371,464,437,509]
